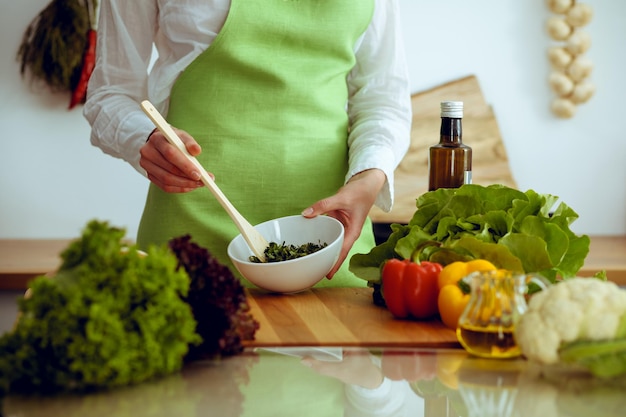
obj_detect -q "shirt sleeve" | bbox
[85,0,412,191]
[347,0,412,213]
[83,0,160,176]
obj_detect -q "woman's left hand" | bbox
[301,169,386,279]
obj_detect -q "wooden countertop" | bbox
[1,235,624,290]
[0,239,69,290]
[577,235,626,283]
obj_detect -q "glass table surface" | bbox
[3,346,624,417]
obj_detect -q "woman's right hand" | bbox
[139,127,212,193]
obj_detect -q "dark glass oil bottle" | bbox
[428,101,472,191]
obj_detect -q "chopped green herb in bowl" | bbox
[249,241,328,263]
[228,215,344,293]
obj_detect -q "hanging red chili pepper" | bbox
[69,27,96,109]
[381,259,442,320]
[17,0,99,107]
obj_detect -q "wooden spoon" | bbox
[140,100,268,262]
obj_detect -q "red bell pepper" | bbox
[382,259,442,320]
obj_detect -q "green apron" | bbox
[137,0,375,288]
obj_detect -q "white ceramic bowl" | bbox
[227,215,344,293]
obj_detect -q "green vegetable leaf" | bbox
[593,270,608,281]
[465,210,513,242]
[394,227,439,261]
[559,338,626,378]
[448,236,524,271]
[349,223,410,282]
[498,233,553,273]
[520,217,569,266]
[350,184,589,285]
[556,234,591,278]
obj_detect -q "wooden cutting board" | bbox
[244,287,461,348]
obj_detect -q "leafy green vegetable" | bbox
[350,184,590,285]
[249,241,328,263]
[559,339,626,378]
[558,314,626,378]
[169,235,259,360]
[0,220,200,396]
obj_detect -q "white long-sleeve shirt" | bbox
[84,0,412,212]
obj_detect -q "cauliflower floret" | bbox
[515,277,626,365]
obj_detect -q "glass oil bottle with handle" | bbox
[428,101,472,190]
[456,270,550,359]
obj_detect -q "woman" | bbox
[84,0,411,287]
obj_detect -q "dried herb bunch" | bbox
[17,0,98,94]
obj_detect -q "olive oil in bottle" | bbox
[457,324,521,359]
[428,101,472,191]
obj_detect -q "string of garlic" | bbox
[545,0,594,118]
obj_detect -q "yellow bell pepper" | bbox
[437,260,497,329]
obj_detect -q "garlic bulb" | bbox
[570,81,595,104]
[566,3,593,27]
[548,46,573,69]
[549,72,575,97]
[567,56,593,82]
[566,30,591,55]
[547,16,572,41]
[546,0,574,14]
[551,98,577,118]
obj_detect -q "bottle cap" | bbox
[440,101,463,118]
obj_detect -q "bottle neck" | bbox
[440,117,463,144]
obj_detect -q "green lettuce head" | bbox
[350,184,590,284]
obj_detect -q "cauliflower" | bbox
[515,277,626,377]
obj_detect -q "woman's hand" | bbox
[302,169,386,279]
[139,127,212,192]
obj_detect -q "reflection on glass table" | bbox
[3,347,625,417]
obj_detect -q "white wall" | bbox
[1,0,624,240]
